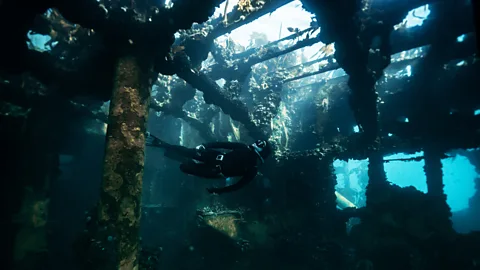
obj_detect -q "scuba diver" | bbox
[146,133,272,194]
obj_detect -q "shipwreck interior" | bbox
[1,0,480,269]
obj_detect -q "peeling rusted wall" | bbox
[98,56,151,270]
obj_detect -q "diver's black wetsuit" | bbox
[147,135,269,194]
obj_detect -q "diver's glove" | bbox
[195,144,206,156]
[145,132,162,147]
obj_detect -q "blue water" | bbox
[334,152,478,212]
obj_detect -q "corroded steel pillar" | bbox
[98,56,151,270]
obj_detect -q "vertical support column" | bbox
[424,146,446,197]
[472,0,480,54]
[97,55,152,270]
[423,145,452,231]
[460,150,480,214]
[2,116,25,270]
[305,1,392,208]
[407,2,459,232]
[365,152,388,206]
[11,105,62,270]
[318,158,343,236]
